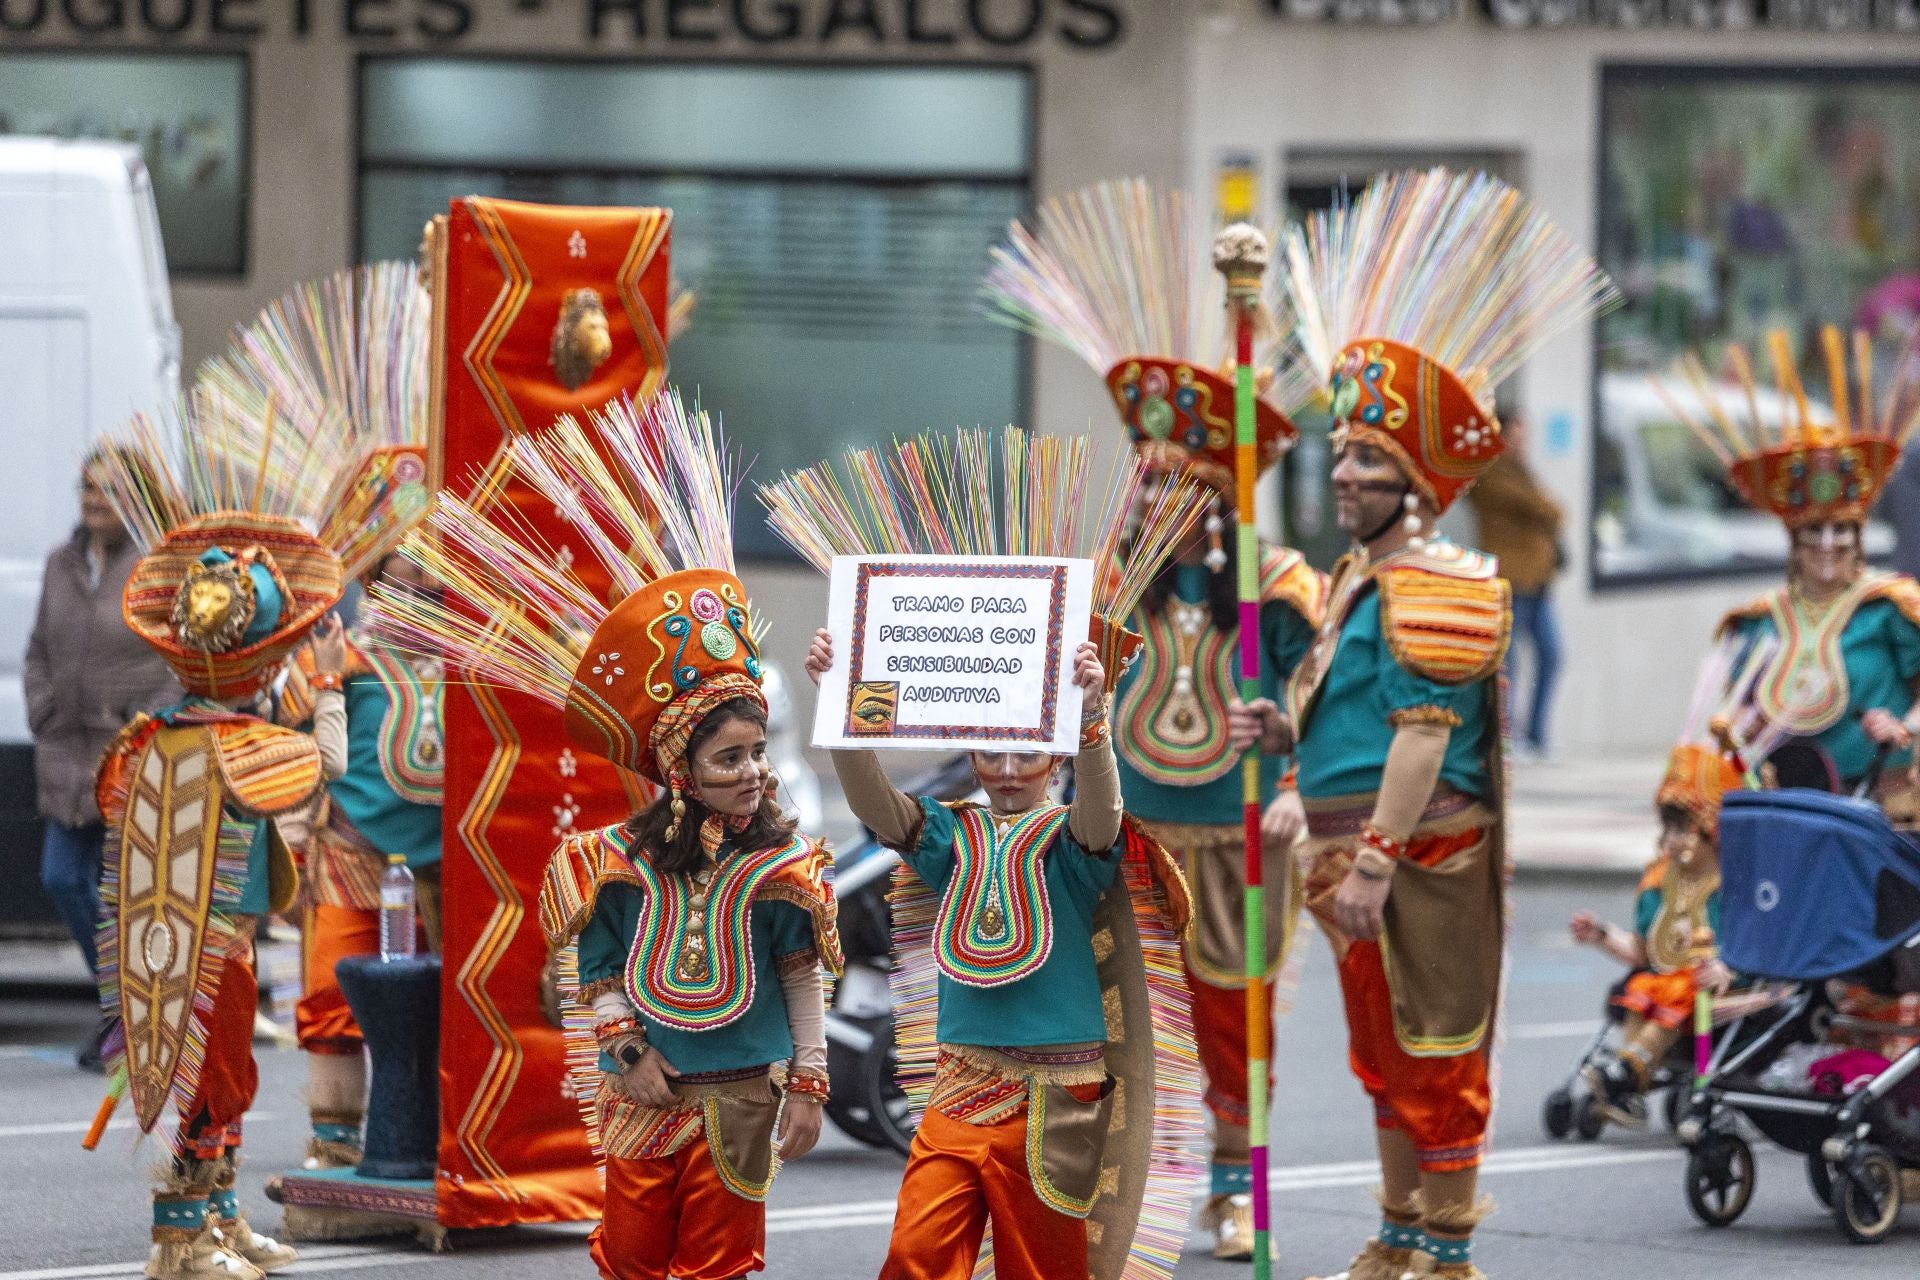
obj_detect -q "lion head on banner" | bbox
[550,288,614,392]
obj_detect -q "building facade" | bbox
[4,0,1916,751]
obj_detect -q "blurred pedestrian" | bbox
[1881,442,1920,580]
[23,449,180,1070]
[1469,414,1565,759]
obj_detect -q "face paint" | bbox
[970,750,1059,813]
[687,719,771,818]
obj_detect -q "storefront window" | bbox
[358,58,1030,559]
[0,51,248,276]
[1593,65,1919,586]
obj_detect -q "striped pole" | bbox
[1215,223,1272,1277]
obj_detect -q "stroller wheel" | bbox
[1831,1145,1902,1244]
[1685,1131,1755,1228]
[1806,1152,1836,1210]
[1663,1084,1686,1132]
[1542,1089,1574,1140]
[1574,1092,1605,1141]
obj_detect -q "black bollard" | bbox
[335,954,441,1180]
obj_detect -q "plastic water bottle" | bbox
[379,854,416,961]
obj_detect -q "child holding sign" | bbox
[810,629,1133,1280]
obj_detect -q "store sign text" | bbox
[0,0,1126,46]
[1268,0,1920,23]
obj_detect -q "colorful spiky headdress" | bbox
[90,394,345,700]
[982,179,1316,498]
[199,262,433,582]
[757,424,1212,693]
[1656,325,1920,532]
[1281,168,1619,515]
[366,391,762,804]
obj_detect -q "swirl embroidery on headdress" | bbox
[644,586,762,703]
[934,806,1067,989]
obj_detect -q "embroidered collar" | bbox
[934,804,1068,989]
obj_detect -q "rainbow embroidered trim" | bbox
[361,643,444,805]
[1114,605,1239,786]
[620,832,813,1031]
[933,805,1066,989]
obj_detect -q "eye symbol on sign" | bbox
[1755,881,1780,912]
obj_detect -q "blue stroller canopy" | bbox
[1718,789,1920,981]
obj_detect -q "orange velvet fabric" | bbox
[1186,961,1273,1128]
[589,1135,764,1280]
[1617,969,1698,1031]
[1333,828,1491,1174]
[181,949,259,1158]
[297,903,381,1054]
[879,1102,1090,1280]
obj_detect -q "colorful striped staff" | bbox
[1215,223,1273,1277]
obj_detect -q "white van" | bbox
[0,138,178,903]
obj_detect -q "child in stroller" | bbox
[1678,785,1920,1242]
[1556,746,1741,1136]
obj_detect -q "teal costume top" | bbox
[1729,593,1920,784]
[1114,554,1321,822]
[903,797,1116,1046]
[1634,880,1721,942]
[576,845,816,1075]
[331,671,442,868]
[1294,589,1495,803]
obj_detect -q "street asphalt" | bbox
[3,878,1913,1278]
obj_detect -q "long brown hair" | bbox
[624,697,795,876]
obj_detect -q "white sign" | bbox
[811,555,1092,754]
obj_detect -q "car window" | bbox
[1641,419,1740,513]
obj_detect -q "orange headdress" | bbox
[1281,168,1619,516]
[1655,743,1746,839]
[1657,325,1920,532]
[91,395,344,700]
[982,180,1315,501]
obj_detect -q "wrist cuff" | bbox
[785,1070,830,1102]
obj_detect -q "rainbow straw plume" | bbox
[364,389,746,708]
[757,424,1210,627]
[1281,168,1619,408]
[983,178,1322,420]
[198,261,433,578]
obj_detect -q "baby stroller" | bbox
[1678,788,1920,1243]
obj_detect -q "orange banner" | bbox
[432,196,672,1228]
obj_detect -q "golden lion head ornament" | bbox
[550,288,614,393]
[171,546,288,654]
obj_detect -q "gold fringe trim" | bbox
[939,1041,1107,1088]
[1388,706,1463,729]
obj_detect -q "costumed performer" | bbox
[1570,744,1741,1126]
[365,391,839,1280]
[761,425,1204,1280]
[202,262,441,1176]
[1234,168,1617,1280]
[89,399,344,1279]
[1658,326,1920,815]
[982,181,1326,1259]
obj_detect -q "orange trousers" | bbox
[1187,965,1274,1129]
[297,903,380,1055]
[879,1103,1088,1280]
[1328,828,1491,1174]
[180,948,259,1161]
[590,1134,765,1280]
[1617,969,1697,1031]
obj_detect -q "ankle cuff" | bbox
[1379,1220,1426,1252]
[1210,1161,1253,1196]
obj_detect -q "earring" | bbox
[1204,497,1228,573]
[1401,491,1425,548]
[664,780,687,841]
